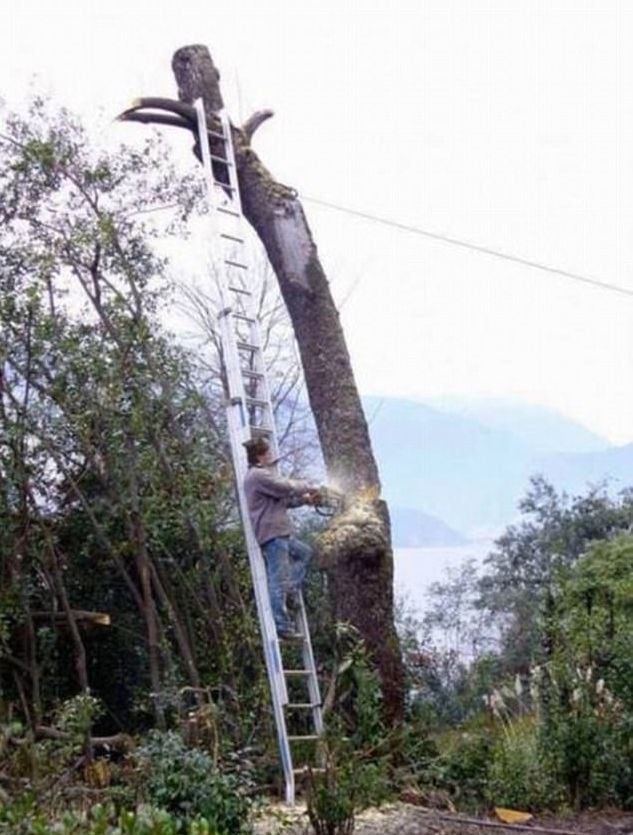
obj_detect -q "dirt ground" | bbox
[253,801,633,835]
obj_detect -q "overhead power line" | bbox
[302,194,633,299]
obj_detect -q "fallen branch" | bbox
[31,610,111,626]
[421,809,585,835]
[35,726,132,752]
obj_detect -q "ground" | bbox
[253,801,633,835]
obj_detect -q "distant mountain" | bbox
[363,396,624,537]
[366,396,539,533]
[539,444,633,494]
[389,506,468,548]
[428,397,609,455]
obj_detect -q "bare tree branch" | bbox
[242,109,274,142]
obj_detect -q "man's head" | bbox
[243,436,271,466]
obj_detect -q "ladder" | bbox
[193,99,324,806]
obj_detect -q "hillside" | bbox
[365,396,626,539]
[389,506,468,547]
[538,443,633,494]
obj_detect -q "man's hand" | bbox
[301,487,322,505]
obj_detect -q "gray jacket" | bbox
[243,465,310,545]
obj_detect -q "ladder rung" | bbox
[245,397,268,407]
[288,735,320,742]
[233,313,255,323]
[294,767,326,775]
[213,180,235,191]
[284,669,312,676]
[229,286,251,296]
[237,341,258,352]
[217,206,240,217]
[210,154,232,165]
[242,370,264,379]
[286,703,318,709]
[249,425,273,435]
[225,259,248,270]
[206,129,226,140]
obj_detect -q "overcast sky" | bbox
[4,0,633,443]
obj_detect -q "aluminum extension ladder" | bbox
[194,99,324,805]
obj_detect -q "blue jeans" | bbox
[261,536,313,632]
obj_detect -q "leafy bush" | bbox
[430,725,493,811]
[542,666,633,809]
[136,731,252,833]
[303,722,393,835]
[305,753,389,835]
[348,650,385,751]
[306,762,355,835]
[486,717,562,810]
[0,799,225,834]
[540,537,633,809]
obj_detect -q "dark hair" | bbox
[243,436,269,466]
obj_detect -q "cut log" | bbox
[31,610,111,626]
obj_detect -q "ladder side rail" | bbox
[194,100,232,310]
[196,98,306,806]
[228,287,326,744]
[217,312,251,443]
[195,102,277,453]
[248,317,279,447]
[232,449,296,804]
[218,112,280,460]
[196,98,288,702]
[297,595,325,735]
[219,109,244,218]
[212,107,279,457]
[224,382,296,769]
[215,110,278,448]
[215,267,288,707]
[242,519,295,804]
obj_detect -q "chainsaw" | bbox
[311,485,345,517]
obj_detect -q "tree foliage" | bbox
[0,98,268,744]
[401,478,633,811]
[479,475,633,673]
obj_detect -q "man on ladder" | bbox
[243,437,321,639]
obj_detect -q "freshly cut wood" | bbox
[495,808,533,824]
[31,610,111,626]
[35,726,132,751]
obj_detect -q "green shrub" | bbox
[136,731,252,834]
[542,674,633,810]
[541,537,633,809]
[0,798,220,834]
[306,757,388,835]
[304,727,393,835]
[306,763,355,835]
[486,717,563,810]
[430,725,493,810]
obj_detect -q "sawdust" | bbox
[253,801,633,835]
[316,489,387,569]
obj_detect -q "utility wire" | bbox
[302,194,633,299]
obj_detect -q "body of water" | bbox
[394,540,494,616]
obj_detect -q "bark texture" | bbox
[171,44,404,722]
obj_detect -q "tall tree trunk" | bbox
[124,434,166,729]
[148,559,203,699]
[170,45,404,722]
